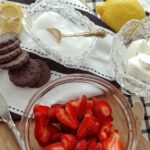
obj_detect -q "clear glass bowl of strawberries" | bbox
[21,74,137,150]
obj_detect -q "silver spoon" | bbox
[47,28,107,43]
[0,94,26,150]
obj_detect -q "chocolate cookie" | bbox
[8,59,41,87]
[0,51,29,70]
[0,47,22,64]
[0,32,18,49]
[32,59,51,87]
[0,39,21,55]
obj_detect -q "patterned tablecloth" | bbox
[6,0,150,141]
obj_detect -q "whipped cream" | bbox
[124,39,150,83]
[31,11,94,57]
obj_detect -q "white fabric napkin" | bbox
[0,0,113,115]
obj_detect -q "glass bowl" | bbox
[22,0,97,68]
[112,17,150,97]
[21,74,137,150]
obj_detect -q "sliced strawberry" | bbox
[73,139,87,150]
[87,136,97,150]
[34,112,51,147]
[77,112,100,139]
[65,101,79,127]
[50,133,62,143]
[60,124,76,134]
[55,108,78,129]
[98,123,112,142]
[61,134,77,150]
[33,104,49,114]
[48,104,65,123]
[92,98,112,117]
[88,139,104,150]
[77,95,87,120]
[43,142,65,150]
[86,100,93,113]
[96,143,105,150]
[102,131,124,150]
[51,103,65,109]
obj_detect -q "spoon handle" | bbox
[64,29,107,38]
[7,118,26,150]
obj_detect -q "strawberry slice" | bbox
[87,136,97,150]
[98,123,112,142]
[92,98,112,125]
[55,108,78,129]
[77,95,87,120]
[33,104,49,114]
[50,133,62,143]
[60,124,76,134]
[92,98,112,117]
[77,112,100,139]
[61,134,77,150]
[102,131,124,150]
[43,142,65,150]
[34,112,50,147]
[86,100,93,113]
[73,139,87,150]
[96,143,105,150]
[88,138,104,150]
[51,103,65,109]
[34,105,51,147]
[48,104,64,123]
[65,101,79,127]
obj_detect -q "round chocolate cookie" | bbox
[0,32,18,49]
[0,39,21,55]
[0,51,29,70]
[32,59,51,87]
[0,47,22,64]
[8,59,41,87]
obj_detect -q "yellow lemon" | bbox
[0,2,23,34]
[96,0,145,32]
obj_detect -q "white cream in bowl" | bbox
[124,39,150,83]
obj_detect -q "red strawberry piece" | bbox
[33,104,49,114]
[88,140,104,150]
[48,104,65,123]
[73,139,87,150]
[77,112,100,139]
[96,143,105,150]
[92,98,112,117]
[92,98,112,125]
[98,123,112,142]
[65,101,79,127]
[55,108,78,129]
[50,133,62,143]
[77,95,87,120]
[34,112,51,147]
[87,137,97,150]
[51,103,65,109]
[60,124,76,134]
[102,131,124,150]
[61,134,77,150]
[43,142,65,150]
[86,100,93,113]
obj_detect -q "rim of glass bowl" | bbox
[21,74,137,150]
[22,0,97,68]
[112,17,150,97]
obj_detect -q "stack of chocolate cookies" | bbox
[0,32,51,88]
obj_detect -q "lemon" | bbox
[0,2,23,34]
[96,0,145,32]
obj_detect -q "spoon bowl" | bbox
[47,28,107,43]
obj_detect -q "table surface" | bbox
[0,0,150,150]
